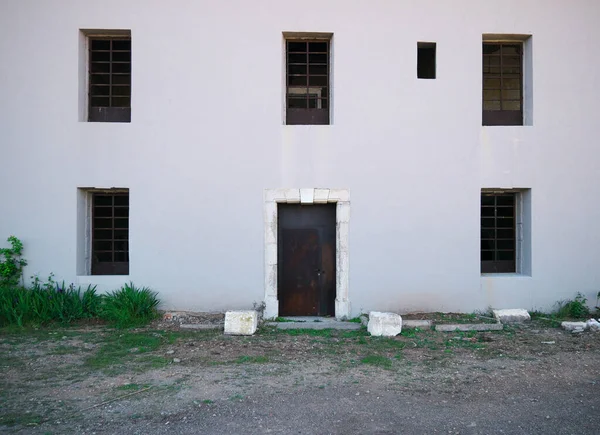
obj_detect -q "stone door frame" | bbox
[263,188,350,319]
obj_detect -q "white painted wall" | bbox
[1,0,599,315]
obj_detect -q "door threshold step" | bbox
[265,317,362,330]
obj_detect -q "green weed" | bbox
[100,282,160,328]
[116,383,148,391]
[84,332,165,371]
[554,293,590,319]
[0,412,42,427]
[235,355,269,364]
[360,354,392,369]
[0,280,101,327]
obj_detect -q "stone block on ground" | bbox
[367,311,402,337]
[586,319,600,332]
[435,323,503,332]
[493,309,531,324]
[561,321,588,332]
[403,319,433,329]
[224,310,258,335]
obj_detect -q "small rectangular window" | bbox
[88,34,131,122]
[285,36,331,125]
[91,191,129,275]
[417,42,436,79]
[482,42,522,126]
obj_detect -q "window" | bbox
[91,191,129,275]
[482,42,523,126]
[88,33,131,122]
[285,36,331,125]
[417,42,436,79]
[481,192,517,273]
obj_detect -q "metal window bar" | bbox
[286,39,330,125]
[89,37,131,122]
[91,192,129,275]
[482,42,523,126]
[481,193,516,273]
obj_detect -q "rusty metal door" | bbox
[278,204,336,316]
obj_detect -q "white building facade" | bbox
[1,0,599,317]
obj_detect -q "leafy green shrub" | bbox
[0,236,27,286]
[554,293,590,319]
[100,282,160,328]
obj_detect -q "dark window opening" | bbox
[481,192,516,273]
[92,191,129,275]
[286,38,330,125]
[89,36,131,122]
[482,42,523,126]
[417,42,436,79]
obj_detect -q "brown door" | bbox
[278,204,336,316]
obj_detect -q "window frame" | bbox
[482,41,523,126]
[91,190,129,276]
[481,191,518,274]
[285,35,331,125]
[87,32,132,123]
[417,42,436,79]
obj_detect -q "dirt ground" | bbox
[1,320,599,434]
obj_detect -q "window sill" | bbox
[481,125,531,128]
[76,275,131,287]
[481,273,531,278]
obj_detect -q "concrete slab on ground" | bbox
[266,317,362,330]
[403,320,433,329]
[435,323,503,332]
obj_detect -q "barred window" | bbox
[482,42,522,126]
[481,192,516,273]
[286,37,330,125]
[88,35,131,122]
[92,191,129,275]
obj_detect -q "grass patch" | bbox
[529,311,562,327]
[235,355,269,364]
[360,354,392,369]
[84,331,167,372]
[0,412,43,427]
[116,383,149,391]
[274,328,335,338]
[49,345,82,355]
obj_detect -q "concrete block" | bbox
[367,311,402,337]
[561,321,588,332]
[267,319,361,330]
[284,188,300,203]
[313,188,330,203]
[224,310,258,335]
[300,188,314,203]
[403,320,433,329]
[493,309,531,323]
[328,189,350,202]
[586,319,600,332]
[264,189,286,202]
[265,242,277,266]
[337,201,350,223]
[334,298,351,320]
[435,323,504,332]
